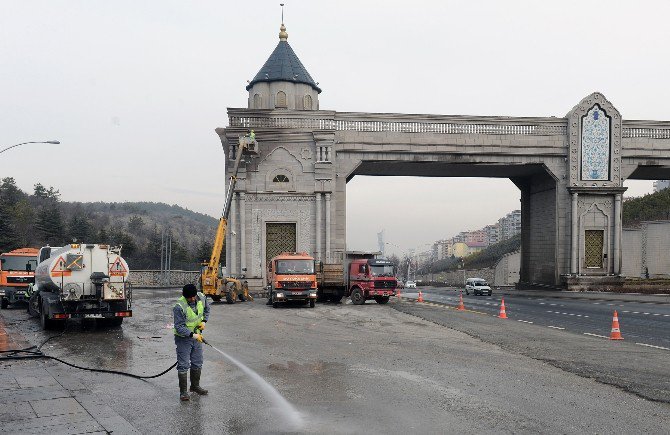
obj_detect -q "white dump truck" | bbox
[27,244,132,329]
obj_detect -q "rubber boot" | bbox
[178,372,189,401]
[189,368,208,395]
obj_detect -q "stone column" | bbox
[571,192,578,275]
[229,193,237,276]
[325,193,331,262]
[315,193,322,261]
[614,193,622,275]
[240,192,246,275]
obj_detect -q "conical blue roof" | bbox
[246,36,321,93]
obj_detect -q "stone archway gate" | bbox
[217,93,670,291]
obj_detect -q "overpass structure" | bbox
[217,24,670,291]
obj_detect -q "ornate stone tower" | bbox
[245,24,321,110]
[217,23,333,291]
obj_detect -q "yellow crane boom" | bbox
[200,135,259,303]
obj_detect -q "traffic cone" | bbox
[396,287,401,298]
[609,310,624,340]
[417,291,424,303]
[498,298,508,319]
[457,293,465,311]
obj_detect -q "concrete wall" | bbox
[129,270,199,288]
[620,221,670,278]
[494,251,521,286]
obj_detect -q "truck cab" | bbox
[0,248,39,309]
[348,258,397,305]
[266,252,318,308]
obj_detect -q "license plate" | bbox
[84,314,104,318]
[292,292,302,295]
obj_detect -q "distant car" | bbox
[465,278,492,296]
[405,280,417,288]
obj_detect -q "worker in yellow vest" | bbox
[173,284,210,401]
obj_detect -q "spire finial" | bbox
[279,4,288,41]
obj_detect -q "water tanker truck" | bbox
[27,244,132,329]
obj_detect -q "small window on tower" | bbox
[253,94,262,109]
[303,95,312,110]
[276,91,287,108]
[273,174,290,183]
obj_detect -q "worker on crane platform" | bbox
[173,284,210,401]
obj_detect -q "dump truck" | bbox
[266,252,318,308]
[0,248,39,309]
[27,244,132,329]
[199,134,259,303]
[317,252,398,305]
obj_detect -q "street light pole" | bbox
[0,140,60,155]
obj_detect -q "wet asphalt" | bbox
[1,288,669,434]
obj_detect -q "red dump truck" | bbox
[317,252,398,305]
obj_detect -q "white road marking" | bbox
[622,310,630,313]
[517,320,533,324]
[632,312,640,314]
[584,332,609,339]
[539,302,546,305]
[652,313,660,316]
[635,343,670,351]
[643,312,650,315]
[664,314,670,317]
[593,302,601,305]
[548,326,565,330]
[550,303,557,306]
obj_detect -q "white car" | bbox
[405,280,417,288]
[465,278,492,296]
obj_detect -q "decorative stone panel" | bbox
[567,92,622,187]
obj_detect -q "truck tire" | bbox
[40,298,64,331]
[225,289,236,304]
[211,295,223,302]
[309,299,315,308]
[28,294,40,318]
[351,288,365,305]
[1,299,7,309]
[375,296,390,304]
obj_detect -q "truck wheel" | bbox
[375,296,390,304]
[225,290,236,304]
[238,292,247,302]
[309,299,315,308]
[28,295,40,318]
[1,299,7,309]
[351,288,365,305]
[211,295,222,302]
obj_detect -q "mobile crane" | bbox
[200,134,259,303]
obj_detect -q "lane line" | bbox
[635,343,670,351]
[548,326,565,330]
[517,320,533,324]
[584,333,609,339]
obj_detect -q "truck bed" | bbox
[318,263,345,288]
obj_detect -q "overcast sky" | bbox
[1,1,668,257]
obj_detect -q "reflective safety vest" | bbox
[173,293,205,337]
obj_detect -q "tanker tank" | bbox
[29,243,132,329]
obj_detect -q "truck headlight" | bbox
[275,292,285,298]
[309,291,317,297]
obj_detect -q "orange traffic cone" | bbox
[457,293,465,311]
[498,298,508,319]
[396,287,401,298]
[417,291,424,303]
[609,310,624,340]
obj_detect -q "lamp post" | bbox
[0,140,60,155]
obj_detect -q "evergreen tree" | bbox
[68,214,94,243]
[11,199,35,247]
[0,197,16,251]
[35,204,65,246]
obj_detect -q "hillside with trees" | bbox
[0,177,219,270]
[623,188,670,226]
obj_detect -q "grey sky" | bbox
[1,1,667,257]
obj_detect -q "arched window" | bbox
[303,95,312,110]
[253,94,262,109]
[272,174,290,183]
[276,91,287,108]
